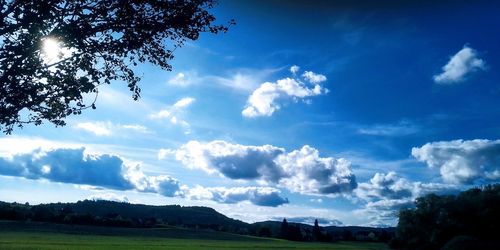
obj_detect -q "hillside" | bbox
[0,200,393,242]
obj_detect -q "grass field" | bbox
[0,221,389,250]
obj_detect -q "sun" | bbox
[41,37,62,64]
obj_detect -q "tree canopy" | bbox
[0,0,233,134]
[392,184,500,250]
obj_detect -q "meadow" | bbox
[0,221,389,250]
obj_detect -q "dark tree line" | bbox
[0,200,247,232]
[252,218,390,243]
[0,199,394,243]
[391,184,500,250]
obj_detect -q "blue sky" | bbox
[1,0,500,227]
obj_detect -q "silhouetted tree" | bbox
[280,218,289,239]
[0,0,233,134]
[313,219,321,241]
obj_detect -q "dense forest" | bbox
[390,184,500,250]
[0,199,392,243]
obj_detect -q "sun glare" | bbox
[41,38,62,64]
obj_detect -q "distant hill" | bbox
[53,200,248,230]
[0,200,393,242]
[252,220,394,242]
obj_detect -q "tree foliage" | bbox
[392,184,500,250]
[0,0,233,133]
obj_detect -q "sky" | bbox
[1,0,500,227]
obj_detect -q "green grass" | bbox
[0,221,389,250]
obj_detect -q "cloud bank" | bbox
[161,140,357,196]
[0,146,288,207]
[412,139,500,184]
[186,186,289,207]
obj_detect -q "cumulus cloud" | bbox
[290,65,300,74]
[242,67,328,118]
[162,140,357,196]
[276,145,357,195]
[75,122,150,136]
[356,172,413,201]
[150,97,195,133]
[0,147,180,196]
[302,71,327,84]
[168,140,285,181]
[355,172,454,201]
[354,171,457,226]
[0,148,134,190]
[433,46,486,84]
[186,186,289,207]
[412,139,500,184]
[0,145,289,207]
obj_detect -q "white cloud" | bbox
[209,73,261,91]
[76,122,112,136]
[150,110,171,119]
[276,145,357,195]
[121,124,150,134]
[355,172,454,201]
[242,73,328,117]
[357,121,418,136]
[302,71,327,84]
[354,171,457,226]
[162,140,357,196]
[88,193,129,203]
[173,97,195,108]
[150,97,195,132]
[168,72,191,86]
[75,122,150,136]
[167,68,278,91]
[0,143,293,207]
[185,186,289,207]
[412,139,500,184]
[290,65,300,74]
[433,46,486,84]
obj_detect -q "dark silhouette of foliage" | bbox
[286,224,303,241]
[257,226,271,237]
[341,229,353,241]
[280,218,288,239]
[392,184,500,250]
[0,200,247,231]
[0,200,394,243]
[313,218,321,240]
[0,0,233,134]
